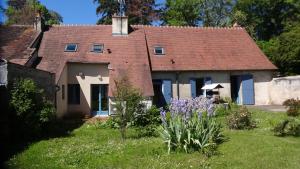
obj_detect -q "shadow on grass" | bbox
[1,118,85,169]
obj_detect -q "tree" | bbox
[258,24,300,75]
[233,0,300,41]
[200,0,233,27]
[162,0,233,27]
[94,0,158,25]
[112,75,144,140]
[5,0,63,25]
[162,0,202,26]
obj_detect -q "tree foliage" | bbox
[10,78,55,136]
[258,24,300,75]
[233,0,300,41]
[162,0,202,26]
[5,0,63,25]
[162,0,233,26]
[94,0,158,25]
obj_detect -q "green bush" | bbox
[227,106,256,130]
[160,112,224,156]
[10,78,55,136]
[132,106,161,137]
[283,98,300,117]
[273,118,300,137]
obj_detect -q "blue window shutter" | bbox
[162,80,172,104]
[242,74,255,105]
[204,77,212,84]
[190,79,196,98]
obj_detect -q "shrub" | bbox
[9,78,55,136]
[227,106,256,130]
[283,98,300,117]
[132,105,161,137]
[273,118,300,137]
[160,97,224,156]
[112,75,144,140]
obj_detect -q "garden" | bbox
[3,78,300,169]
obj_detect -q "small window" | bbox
[68,84,80,104]
[92,44,104,53]
[154,46,165,55]
[65,44,77,52]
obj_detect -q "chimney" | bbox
[34,11,44,32]
[112,15,128,36]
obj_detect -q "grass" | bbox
[5,110,300,169]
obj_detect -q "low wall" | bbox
[269,75,300,105]
[7,63,56,101]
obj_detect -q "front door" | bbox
[91,84,109,116]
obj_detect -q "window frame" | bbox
[64,43,78,52]
[154,46,165,55]
[68,84,80,105]
[92,43,104,53]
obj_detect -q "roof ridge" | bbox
[52,24,110,27]
[132,24,244,30]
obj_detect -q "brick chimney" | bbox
[112,15,128,36]
[34,11,44,32]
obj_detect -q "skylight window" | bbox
[154,46,165,55]
[92,44,104,53]
[65,44,77,52]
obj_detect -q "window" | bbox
[62,85,65,100]
[92,44,104,53]
[68,84,80,104]
[154,46,165,55]
[65,44,77,52]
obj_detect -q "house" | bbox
[1,14,277,118]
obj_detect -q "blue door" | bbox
[162,80,172,104]
[242,74,255,105]
[91,84,109,116]
[190,79,196,98]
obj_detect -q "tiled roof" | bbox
[38,25,154,96]
[0,25,39,65]
[139,25,277,71]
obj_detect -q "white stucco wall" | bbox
[56,64,68,118]
[269,75,300,105]
[67,63,109,116]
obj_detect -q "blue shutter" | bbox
[190,79,196,98]
[204,77,212,84]
[162,80,172,104]
[242,74,255,105]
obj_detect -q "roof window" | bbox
[92,44,104,53]
[65,44,77,52]
[154,46,165,55]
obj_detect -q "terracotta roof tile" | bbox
[0,25,39,65]
[139,25,277,71]
[37,24,277,97]
[38,25,154,96]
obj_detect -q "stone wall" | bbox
[269,75,300,105]
[7,62,55,101]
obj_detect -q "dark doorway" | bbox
[196,78,204,96]
[152,80,166,107]
[230,76,241,104]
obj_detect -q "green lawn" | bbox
[5,110,300,169]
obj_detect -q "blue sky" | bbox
[40,0,165,24]
[1,0,165,24]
